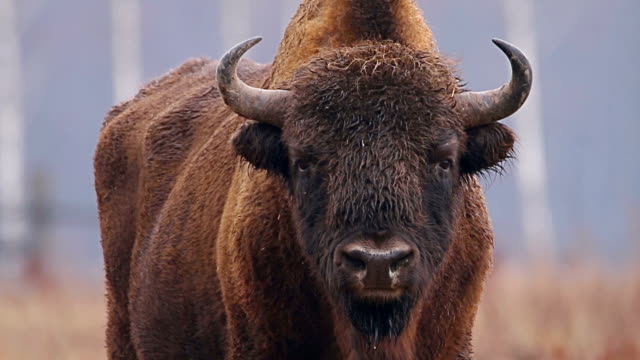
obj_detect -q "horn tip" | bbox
[491,38,506,45]
[490,38,530,67]
[247,36,264,45]
[236,36,263,51]
[491,38,512,51]
[220,37,265,68]
[492,38,530,57]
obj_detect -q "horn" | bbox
[217,37,290,127]
[456,39,533,128]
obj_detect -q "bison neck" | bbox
[268,0,435,87]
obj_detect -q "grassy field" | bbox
[1,264,638,360]
[473,263,640,359]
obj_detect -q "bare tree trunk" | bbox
[0,0,27,273]
[23,171,52,288]
[503,0,555,262]
[111,0,142,103]
[219,0,252,51]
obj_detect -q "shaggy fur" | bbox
[268,0,435,87]
[95,1,516,359]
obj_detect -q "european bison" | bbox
[94,0,532,359]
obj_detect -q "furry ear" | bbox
[460,123,516,175]
[232,122,289,177]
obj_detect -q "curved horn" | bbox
[456,39,533,128]
[217,37,290,127]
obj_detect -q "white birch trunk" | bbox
[503,0,556,261]
[0,0,27,251]
[111,0,142,103]
[219,0,252,51]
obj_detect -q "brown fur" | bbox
[268,0,435,87]
[95,1,511,359]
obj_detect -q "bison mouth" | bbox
[345,295,416,341]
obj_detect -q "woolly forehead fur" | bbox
[285,41,463,152]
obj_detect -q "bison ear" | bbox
[460,123,516,175]
[232,122,289,177]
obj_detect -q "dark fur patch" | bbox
[460,123,516,175]
[346,296,416,342]
[232,122,289,176]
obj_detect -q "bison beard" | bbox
[345,295,416,342]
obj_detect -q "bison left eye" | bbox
[296,159,312,172]
[438,160,453,171]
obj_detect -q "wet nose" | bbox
[340,240,415,289]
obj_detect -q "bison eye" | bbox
[296,159,312,172]
[438,159,453,171]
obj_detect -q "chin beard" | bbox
[345,295,416,343]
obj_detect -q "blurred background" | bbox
[0,0,638,359]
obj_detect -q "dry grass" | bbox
[1,264,638,359]
[473,263,640,360]
[0,287,105,360]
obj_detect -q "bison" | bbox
[94,0,532,359]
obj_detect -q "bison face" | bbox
[233,42,516,340]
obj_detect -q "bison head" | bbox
[220,38,531,340]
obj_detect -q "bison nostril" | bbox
[342,251,367,271]
[338,240,417,291]
[390,251,414,272]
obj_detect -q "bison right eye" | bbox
[438,160,453,171]
[296,159,312,172]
